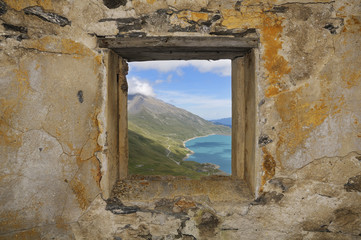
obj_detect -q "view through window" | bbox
[127,60,232,178]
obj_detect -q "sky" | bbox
[127,60,231,120]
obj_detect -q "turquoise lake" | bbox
[185,135,231,174]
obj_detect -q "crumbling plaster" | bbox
[0,0,360,239]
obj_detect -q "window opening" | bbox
[127,60,232,178]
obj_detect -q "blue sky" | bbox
[128,60,231,120]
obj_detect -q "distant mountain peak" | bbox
[210,117,232,127]
[128,93,175,115]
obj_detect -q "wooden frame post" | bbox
[232,57,246,179]
[118,58,129,179]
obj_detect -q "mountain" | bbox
[128,94,231,178]
[128,94,231,141]
[210,117,232,128]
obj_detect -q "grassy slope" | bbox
[128,99,231,178]
[128,130,214,178]
[129,110,231,141]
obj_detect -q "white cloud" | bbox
[129,60,231,77]
[166,74,173,82]
[156,90,231,120]
[188,60,231,76]
[129,61,189,73]
[128,76,155,96]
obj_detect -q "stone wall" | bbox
[0,0,360,239]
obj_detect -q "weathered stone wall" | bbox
[0,0,360,239]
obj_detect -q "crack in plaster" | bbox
[0,220,77,237]
[0,116,24,134]
[39,127,73,157]
[74,193,103,222]
[275,1,335,7]
[291,150,361,174]
[17,47,79,56]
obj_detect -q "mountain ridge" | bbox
[210,117,232,128]
[128,93,231,141]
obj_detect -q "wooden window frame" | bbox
[100,36,258,196]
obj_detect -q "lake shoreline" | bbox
[182,134,232,174]
[182,134,216,161]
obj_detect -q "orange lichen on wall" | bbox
[1,69,29,112]
[3,0,53,11]
[12,229,41,240]
[70,178,89,210]
[73,113,102,187]
[22,36,94,57]
[91,157,102,187]
[0,68,31,144]
[0,211,22,233]
[343,15,361,33]
[177,11,209,22]
[261,16,291,97]
[342,15,361,33]
[60,39,95,57]
[146,0,156,4]
[55,216,68,231]
[175,199,196,211]
[221,8,291,97]
[341,69,361,89]
[275,85,336,164]
[260,147,276,192]
[221,8,263,29]
[14,69,31,95]
[0,119,22,148]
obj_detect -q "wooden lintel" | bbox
[99,36,258,48]
[98,36,258,61]
[111,50,247,61]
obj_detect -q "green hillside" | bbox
[128,94,231,178]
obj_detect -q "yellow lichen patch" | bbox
[70,177,89,210]
[275,85,334,165]
[22,36,62,53]
[221,8,263,29]
[342,15,361,33]
[22,36,94,57]
[74,112,103,186]
[14,69,31,96]
[90,157,102,187]
[60,39,94,56]
[222,9,291,97]
[93,55,103,74]
[0,69,31,144]
[0,119,22,148]
[177,11,209,22]
[55,216,68,231]
[261,16,291,97]
[1,69,29,111]
[0,229,42,240]
[0,211,21,233]
[3,0,53,11]
[265,85,281,97]
[260,147,276,192]
[12,229,41,240]
[341,69,361,88]
[175,199,196,211]
[66,142,81,156]
[146,0,156,4]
